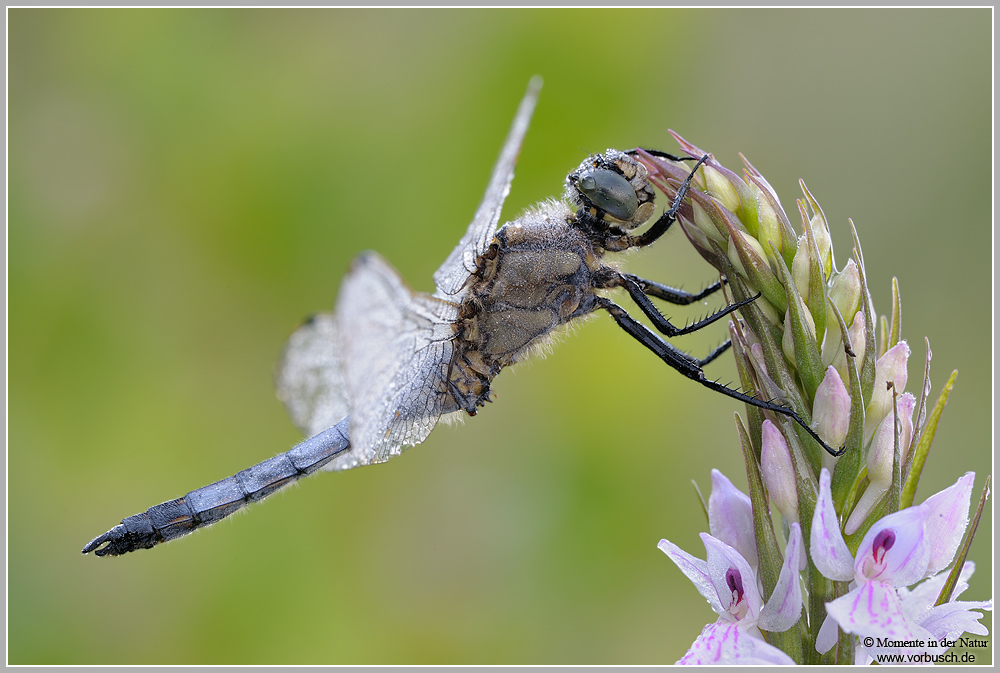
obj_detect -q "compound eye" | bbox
[576,168,638,221]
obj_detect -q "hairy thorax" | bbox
[447,203,604,413]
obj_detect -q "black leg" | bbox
[698,341,732,367]
[616,274,758,338]
[628,154,710,249]
[621,272,725,306]
[630,148,698,163]
[597,297,844,457]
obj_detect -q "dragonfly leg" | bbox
[604,271,758,339]
[626,154,709,249]
[619,272,726,306]
[596,297,844,457]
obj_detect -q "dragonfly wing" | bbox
[335,251,461,469]
[275,311,350,438]
[433,77,541,298]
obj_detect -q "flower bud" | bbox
[867,392,916,485]
[761,420,799,523]
[790,235,811,302]
[727,229,788,318]
[781,305,816,365]
[845,393,916,535]
[830,310,866,387]
[757,191,783,262]
[810,214,833,278]
[864,341,911,442]
[727,229,768,278]
[680,219,715,260]
[691,200,725,243]
[828,260,862,326]
[813,366,851,450]
[703,163,741,214]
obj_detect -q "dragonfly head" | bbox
[566,150,656,232]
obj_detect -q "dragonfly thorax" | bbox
[447,202,604,415]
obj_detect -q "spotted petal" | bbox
[677,621,796,665]
[826,581,936,656]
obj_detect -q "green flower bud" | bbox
[781,304,816,365]
[757,193,783,264]
[828,260,862,333]
[727,229,786,314]
[830,310,866,388]
[691,200,725,243]
[811,214,833,279]
[703,163,741,214]
[790,235,811,302]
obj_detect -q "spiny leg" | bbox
[597,297,843,457]
[614,273,759,338]
[621,272,725,306]
[698,341,732,367]
[626,147,698,163]
[627,154,710,249]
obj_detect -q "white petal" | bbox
[826,580,937,656]
[658,539,723,615]
[708,470,758,569]
[759,522,803,632]
[676,621,796,665]
[810,468,855,581]
[921,472,974,574]
[815,613,840,654]
[898,561,976,622]
[918,599,993,641]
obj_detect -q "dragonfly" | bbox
[83,78,835,557]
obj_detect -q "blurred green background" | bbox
[9,8,991,665]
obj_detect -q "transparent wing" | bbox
[334,251,461,469]
[275,312,350,438]
[433,77,542,298]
